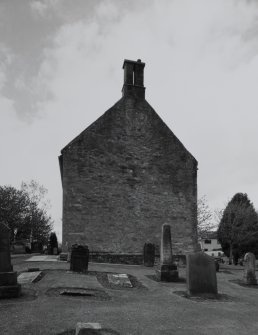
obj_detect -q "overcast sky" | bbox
[1,0,258,240]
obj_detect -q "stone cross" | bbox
[187,252,218,296]
[0,222,21,298]
[243,252,257,285]
[156,224,178,281]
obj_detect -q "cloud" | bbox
[30,0,62,18]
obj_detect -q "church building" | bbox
[59,59,198,259]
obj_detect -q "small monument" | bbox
[187,252,217,296]
[0,222,21,298]
[243,252,257,285]
[143,243,155,267]
[156,224,178,281]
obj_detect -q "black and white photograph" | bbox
[0,1,258,334]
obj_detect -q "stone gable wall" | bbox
[61,97,198,255]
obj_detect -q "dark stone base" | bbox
[0,284,21,299]
[156,264,179,282]
[59,253,68,261]
[144,261,155,267]
[244,271,257,285]
[0,272,18,286]
[244,278,257,285]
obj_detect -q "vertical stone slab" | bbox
[156,224,178,281]
[160,224,173,265]
[143,243,155,267]
[187,252,217,296]
[0,223,13,272]
[243,252,257,285]
[0,222,21,298]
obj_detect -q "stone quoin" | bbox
[59,59,198,260]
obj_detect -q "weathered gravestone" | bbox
[243,252,257,285]
[70,244,89,273]
[143,243,155,267]
[187,252,217,296]
[156,224,178,281]
[0,222,21,298]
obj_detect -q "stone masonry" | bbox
[59,59,198,257]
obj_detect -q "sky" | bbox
[1,0,258,241]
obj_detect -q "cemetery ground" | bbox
[1,256,258,335]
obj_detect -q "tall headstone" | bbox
[143,243,155,267]
[243,252,257,285]
[0,222,21,298]
[156,224,178,281]
[187,252,217,296]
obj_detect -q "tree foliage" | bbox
[197,196,217,238]
[0,180,53,244]
[217,193,258,259]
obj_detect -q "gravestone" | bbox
[243,252,257,285]
[187,252,217,296]
[156,224,178,281]
[70,244,89,273]
[0,222,21,298]
[143,243,155,267]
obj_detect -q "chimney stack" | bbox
[122,59,145,99]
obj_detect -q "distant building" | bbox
[199,231,222,255]
[59,59,198,258]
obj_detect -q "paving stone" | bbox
[18,271,42,284]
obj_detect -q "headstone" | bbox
[143,243,155,267]
[12,242,26,254]
[59,252,68,261]
[70,244,89,273]
[243,252,257,285]
[187,252,218,296]
[156,224,178,281]
[0,222,21,298]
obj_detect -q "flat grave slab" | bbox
[76,322,101,335]
[18,271,42,284]
[107,273,132,288]
[26,255,58,262]
[46,271,103,290]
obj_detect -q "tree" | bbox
[0,181,53,244]
[21,180,50,212]
[217,193,258,263]
[0,186,30,241]
[20,180,53,244]
[197,196,217,238]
